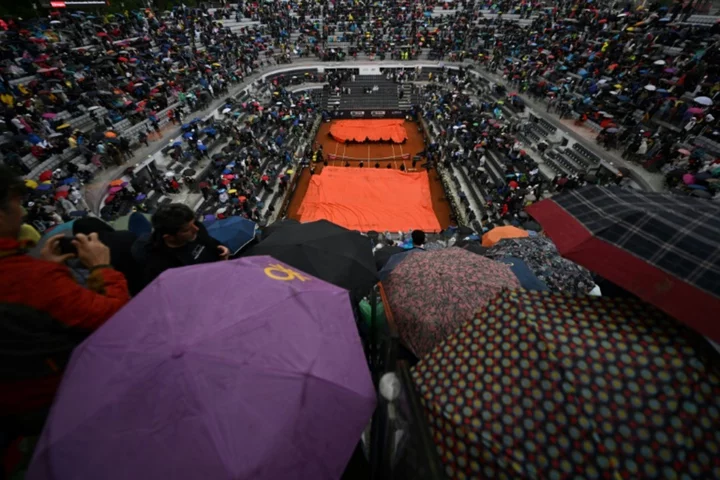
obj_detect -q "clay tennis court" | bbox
[285,119,453,232]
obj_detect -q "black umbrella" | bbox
[522,220,542,231]
[183,168,196,176]
[262,218,300,239]
[456,225,474,236]
[243,220,378,295]
[459,242,488,256]
[690,189,712,199]
[373,245,407,270]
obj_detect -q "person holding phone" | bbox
[0,166,130,422]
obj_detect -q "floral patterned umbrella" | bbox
[484,236,595,295]
[412,289,720,479]
[382,247,520,359]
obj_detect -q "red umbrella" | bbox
[104,194,116,204]
[97,32,108,37]
[261,175,269,182]
[38,170,52,182]
[527,186,720,342]
[55,190,69,200]
[508,180,519,189]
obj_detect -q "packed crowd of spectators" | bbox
[473,3,720,198]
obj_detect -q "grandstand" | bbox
[4,3,720,479]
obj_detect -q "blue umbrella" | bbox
[44,220,76,238]
[202,127,217,135]
[206,216,256,254]
[424,11,432,17]
[36,183,53,191]
[183,132,194,139]
[578,68,588,77]
[127,212,152,236]
[378,249,423,281]
[197,144,208,151]
[62,177,78,185]
[496,257,548,291]
[172,141,183,147]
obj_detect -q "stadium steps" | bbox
[399,84,413,110]
[545,149,579,176]
[483,150,507,185]
[562,147,594,171]
[571,143,602,166]
[449,163,486,223]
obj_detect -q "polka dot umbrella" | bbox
[412,289,720,480]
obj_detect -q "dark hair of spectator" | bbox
[0,166,25,211]
[151,203,195,242]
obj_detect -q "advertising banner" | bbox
[330,110,406,119]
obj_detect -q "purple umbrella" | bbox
[28,256,375,480]
[135,193,147,202]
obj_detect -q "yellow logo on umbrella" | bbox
[264,264,309,282]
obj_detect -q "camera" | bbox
[58,237,78,256]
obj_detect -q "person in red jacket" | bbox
[0,166,130,425]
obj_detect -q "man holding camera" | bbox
[0,166,130,420]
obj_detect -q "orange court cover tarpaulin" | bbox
[329,119,408,143]
[297,166,442,233]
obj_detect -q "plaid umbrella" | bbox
[484,237,595,295]
[527,186,720,342]
[382,247,520,359]
[413,289,720,479]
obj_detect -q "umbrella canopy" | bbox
[111,212,152,232]
[28,256,376,480]
[694,96,713,106]
[377,248,423,281]
[481,225,529,247]
[413,289,720,479]
[484,236,595,295]
[242,220,377,296]
[206,216,256,254]
[373,245,407,269]
[382,247,520,358]
[527,186,720,341]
